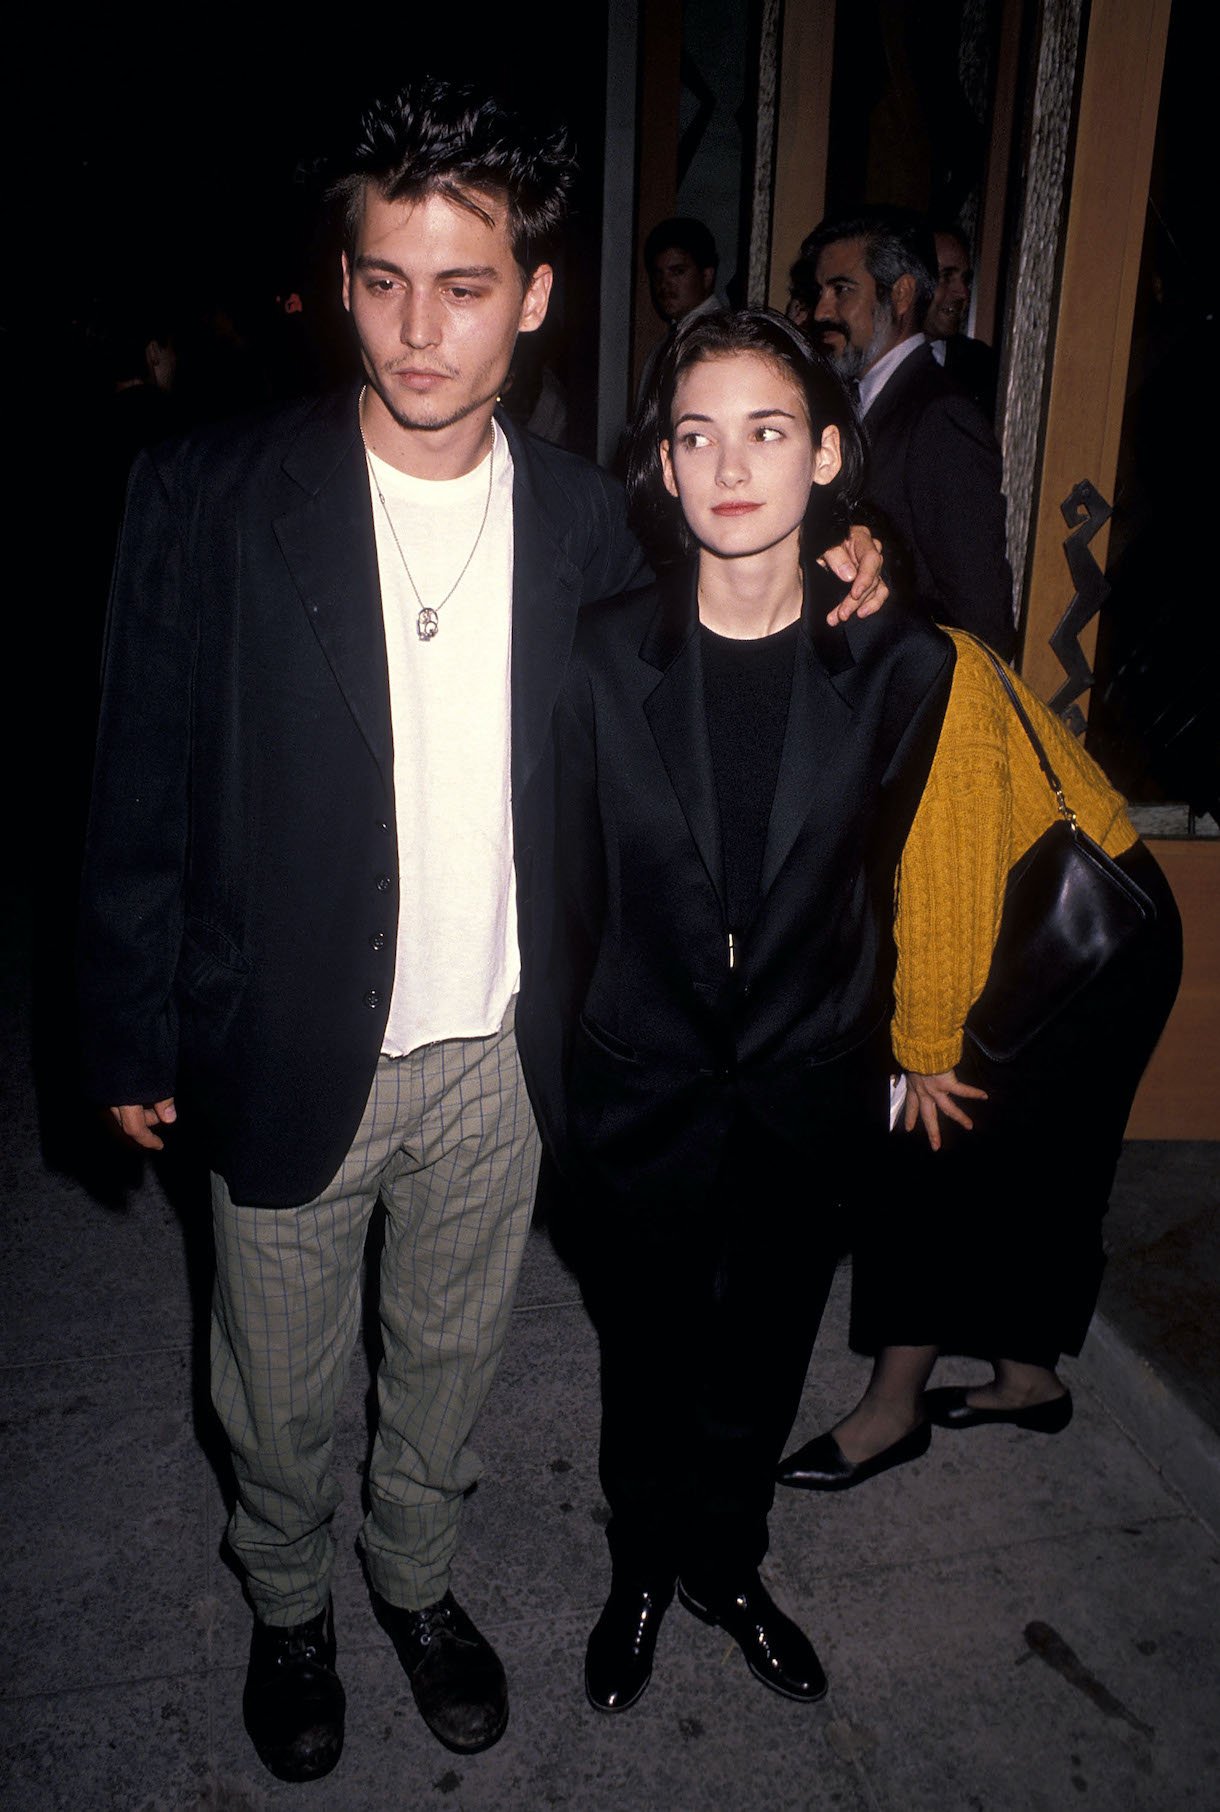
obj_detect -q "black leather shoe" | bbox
[777,1419,931,1491]
[677,1572,827,1702]
[923,1386,1073,1433]
[242,1601,345,1782]
[585,1576,675,1712]
[374,1590,508,1753]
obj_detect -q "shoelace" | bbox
[273,1620,328,1667]
[411,1600,475,1650]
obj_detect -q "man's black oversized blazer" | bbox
[863,341,1015,660]
[539,566,955,1214]
[78,387,647,1206]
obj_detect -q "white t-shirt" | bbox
[366,421,518,1056]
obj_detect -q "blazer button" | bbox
[376,874,392,892]
[363,989,380,1009]
[370,931,387,951]
[378,820,390,833]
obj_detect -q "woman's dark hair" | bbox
[626,307,865,569]
[329,79,577,278]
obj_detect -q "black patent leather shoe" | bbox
[585,1575,675,1712]
[242,1601,345,1782]
[777,1419,932,1491]
[677,1572,827,1702]
[923,1386,1073,1433]
[374,1590,508,1753]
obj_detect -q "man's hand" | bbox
[109,1099,177,1152]
[903,1069,987,1152]
[818,523,888,622]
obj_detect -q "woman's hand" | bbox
[818,524,888,620]
[903,1069,988,1151]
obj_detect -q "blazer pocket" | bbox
[800,1007,890,1069]
[577,1012,641,1065]
[177,918,251,1053]
[180,916,251,979]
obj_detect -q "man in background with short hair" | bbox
[635,215,724,404]
[802,204,1015,658]
[925,220,999,421]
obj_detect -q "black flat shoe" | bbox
[243,1601,345,1782]
[373,1590,509,1753]
[585,1575,675,1712]
[777,1419,932,1491]
[677,1572,827,1702]
[923,1386,1073,1433]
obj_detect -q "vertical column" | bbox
[745,0,782,307]
[598,0,644,464]
[1015,0,1171,700]
[766,0,837,311]
[971,0,1026,354]
[629,0,683,402]
[999,0,1086,636]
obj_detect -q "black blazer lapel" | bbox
[275,389,392,779]
[756,576,860,900]
[503,415,585,801]
[861,341,938,442]
[641,575,725,907]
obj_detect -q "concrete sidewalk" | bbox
[1,896,1217,1808]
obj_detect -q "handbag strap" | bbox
[962,635,1078,830]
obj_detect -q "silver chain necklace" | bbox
[361,397,496,642]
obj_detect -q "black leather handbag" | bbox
[963,643,1155,1063]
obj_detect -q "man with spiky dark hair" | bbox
[79,79,887,1782]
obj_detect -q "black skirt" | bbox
[850,842,1183,1365]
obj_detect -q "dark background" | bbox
[5,12,613,437]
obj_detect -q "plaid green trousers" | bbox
[210,1005,540,1624]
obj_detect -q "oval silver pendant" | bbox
[416,607,439,642]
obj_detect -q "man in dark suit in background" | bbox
[78,81,888,1785]
[634,216,726,407]
[800,206,1016,659]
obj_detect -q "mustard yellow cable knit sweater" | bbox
[892,631,1138,1075]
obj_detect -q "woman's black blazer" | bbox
[538,565,954,1211]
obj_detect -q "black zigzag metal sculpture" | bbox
[1047,479,1113,735]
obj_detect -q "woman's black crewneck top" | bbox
[699,619,799,933]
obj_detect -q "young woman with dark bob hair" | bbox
[535,309,954,1712]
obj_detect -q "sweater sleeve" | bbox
[892,640,1012,1073]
